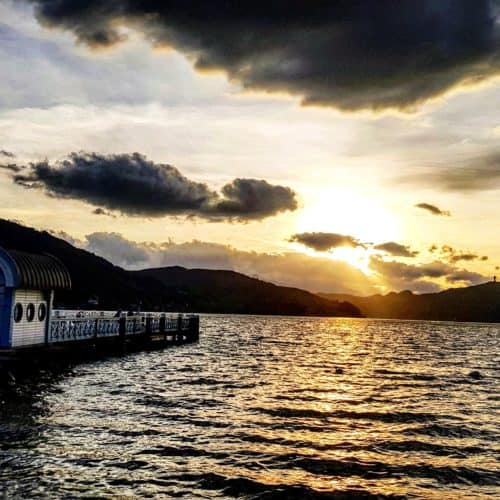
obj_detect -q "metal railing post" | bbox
[159,314,166,340]
[119,315,126,343]
[177,314,183,342]
[189,315,200,341]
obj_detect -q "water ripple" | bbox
[0,315,499,499]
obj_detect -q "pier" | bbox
[49,311,200,345]
[0,247,200,377]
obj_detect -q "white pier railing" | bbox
[48,312,199,344]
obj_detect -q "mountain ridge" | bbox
[0,219,360,317]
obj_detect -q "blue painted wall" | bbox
[0,270,14,348]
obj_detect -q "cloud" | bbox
[406,153,500,192]
[415,203,451,216]
[0,150,15,158]
[46,229,85,248]
[373,259,454,280]
[24,0,500,112]
[12,152,297,221]
[289,232,364,252]
[85,232,151,267]
[373,241,418,258]
[51,230,490,295]
[92,207,116,218]
[75,232,375,295]
[435,245,489,263]
[208,178,298,220]
[0,163,23,173]
[369,255,488,293]
[450,253,479,263]
[290,235,419,258]
[428,153,500,192]
[446,269,486,284]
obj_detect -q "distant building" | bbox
[0,247,71,348]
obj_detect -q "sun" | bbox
[294,188,400,271]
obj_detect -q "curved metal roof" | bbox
[2,248,72,290]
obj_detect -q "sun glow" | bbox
[295,189,400,271]
[330,247,373,274]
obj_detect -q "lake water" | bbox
[1,316,499,499]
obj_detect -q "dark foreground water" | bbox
[1,316,499,499]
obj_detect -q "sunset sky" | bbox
[1,0,499,295]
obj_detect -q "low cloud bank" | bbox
[52,231,489,296]
[57,231,374,296]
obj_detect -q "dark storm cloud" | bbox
[289,232,363,252]
[13,152,215,215]
[25,0,500,111]
[12,152,297,221]
[373,241,418,258]
[415,203,451,216]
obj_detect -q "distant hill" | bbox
[0,219,361,317]
[133,266,360,316]
[321,283,500,323]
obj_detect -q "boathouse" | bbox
[0,247,71,348]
